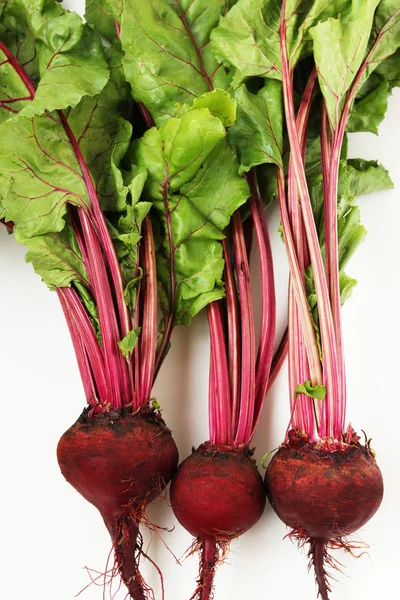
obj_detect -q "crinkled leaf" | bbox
[121,0,234,125]
[363,1,400,81]
[210,0,347,83]
[118,327,141,359]
[228,80,283,172]
[132,109,249,323]
[65,73,132,212]
[295,380,327,400]
[348,76,390,134]
[344,159,393,197]
[85,0,122,42]
[0,114,89,237]
[133,109,226,195]
[16,224,89,289]
[376,48,400,89]
[310,0,380,129]
[16,0,109,116]
[0,0,39,82]
[191,89,236,127]
[107,166,152,314]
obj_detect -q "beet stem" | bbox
[311,539,330,600]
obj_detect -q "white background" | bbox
[1,2,399,599]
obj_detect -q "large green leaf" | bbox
[85,0,123,42]
[228,79,283,172]
[210,0,348,83]
[132,108,249,323]
[347,76,390,134]
[0,113,90,237]
[12,0,110,116]
[121,0,235,125]
[310,0,380,129]
[16,225,90,289]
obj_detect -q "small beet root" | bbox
[265,432,384,599]
[170,443,265,600]
[57,407,179,600]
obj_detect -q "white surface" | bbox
[1,2,400,599]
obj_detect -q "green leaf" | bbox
[348,77,390,134]
[0,114,90,237]
[363,0,400,81]
[121,0,234,124]
[65,80,132,212]
[18,0,109,116]
[376,48,400,89]
[228,80,283,172]
[134,108,226,194]
[118,327,141,359]
[132,109,249,323]
[344,159,393,197]
[210,0,348,82]
[210,0,282,82]
[85,0,123,42]
[191,89,236,127]
[295,380,327,400]
[16,224,89,289]
[310,0,381,129]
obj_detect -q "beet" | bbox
[265,433,384,599]
[170,443,265,600]
[57,407,179,600]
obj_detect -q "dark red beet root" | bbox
[265,434,384,599]
[170,444,265,599]
[57,407,179,600]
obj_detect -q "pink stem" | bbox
[281,2,339,439]
[154,177,175,377]
[208,302,232,445]
[222,238,240,435]
[276,167,322,385]
[208,326,217,444]
[139,217,158,405]
[287,69,318,437]
[0,41,35,99]
[79,211,126,408]
[233,212,256,447]
[57,289,97,404]
[247,174,276,437]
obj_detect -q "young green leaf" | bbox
[132,109,249,324]
[17,225,90,289]
[85,0,123,42]
[310,0,380,129]
[121,0,234,124]
[228,80,283,172]
[348,77,390,134]
[13,0,109,116]
[118,327,141,359]
[295,380,327,400]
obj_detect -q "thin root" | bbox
[286,527,369,600]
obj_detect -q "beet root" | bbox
[170,443,266,600]
[265,432,384,599]
[57,407,179,600]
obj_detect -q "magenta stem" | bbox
[139,217,158,406]
[222,238,241,435]
[287,69,318,437]
[232,212,256,447]
[208,302,232,446]
[0,41,35,99]
[155,176,176,376]
[281,2,339,439]
[247,174,276,436]
[57,289,96,404]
